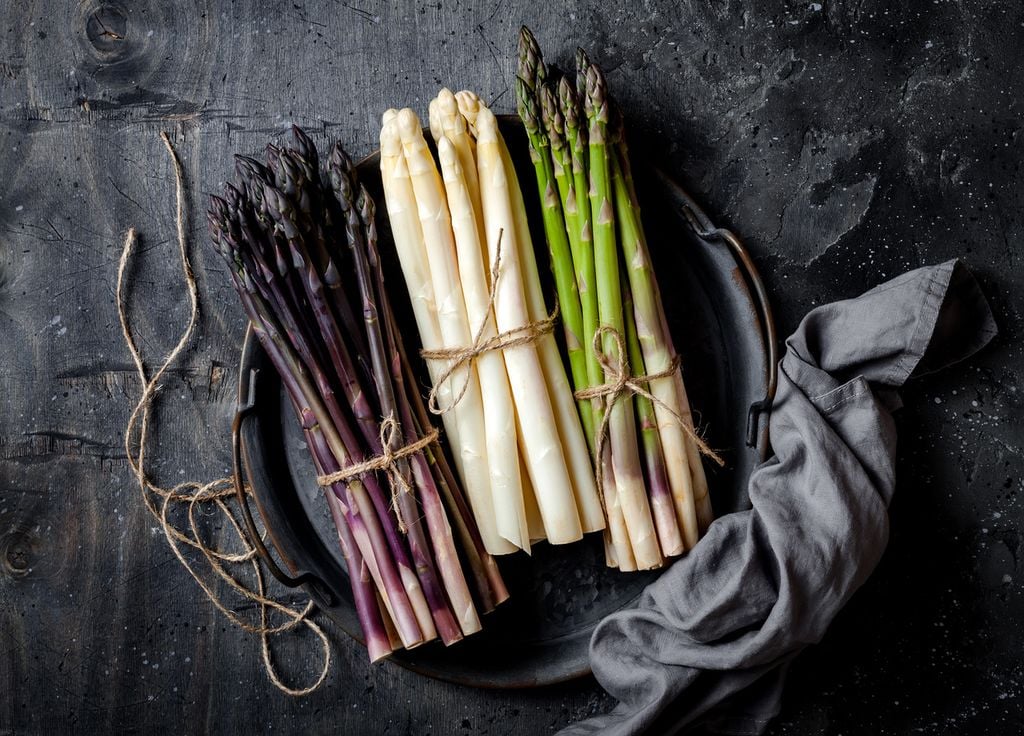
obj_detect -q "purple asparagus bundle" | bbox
[208,127,508,662]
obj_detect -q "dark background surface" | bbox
[1,1,1022,734]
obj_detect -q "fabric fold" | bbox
[560,260,997,736]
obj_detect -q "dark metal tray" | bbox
[231,119,776,689]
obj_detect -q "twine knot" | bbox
[315,414,439,534]
[574,326,725,497]
[419,230,557,415]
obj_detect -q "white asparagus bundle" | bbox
[455,90,606,535]
[436,133,530,552]
[485,104,606,536]
[381,94,611,554]
[432,93,532,548]
[473,107,585,545]
[380,114,512,556]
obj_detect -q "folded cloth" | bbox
[559,260,997,736]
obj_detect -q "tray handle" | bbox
[679,203,778,459]
[233,367,334,603]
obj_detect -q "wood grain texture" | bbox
[1,0,1023,734]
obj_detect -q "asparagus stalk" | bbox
[621,274,684,557]
[611,145,705,547]
[395,109,511,557]
[322,481,392,661]
[557,77,630,565]
[454,90,481,134]
[474,108,585,545]
[436,135,530,553]
[515,76,594,444]
[585,64,662,570]
[330,147,461,645]
[613,135,714,534]
[432,89,484,242]
[379,115,467,493]
[559,78,602,400]
[220,255,425,647]
[541,82,578,260]
[484,104,607,537]
[575,48,591,114]
[516,25,547,90]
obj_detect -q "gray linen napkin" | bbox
[560,259,997,736]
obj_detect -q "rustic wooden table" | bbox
[2,1,1022,734]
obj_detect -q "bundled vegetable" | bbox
[515,27,722,571]
[379,92,605,556]
[207,127,508,662]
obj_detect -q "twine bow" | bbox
[315,414,439,533]
[575,326,725,496]
[420,230,557,415]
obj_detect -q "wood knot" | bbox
[85,5,128,57]
[2,532,33,577]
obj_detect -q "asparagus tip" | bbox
[539,83,564,142]
[517,25,546,90]
[514,76,541,135]
[584,63,609,125]
[290,125,319,168]
[395,108,422,142]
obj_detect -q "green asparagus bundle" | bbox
[516,27,716,571]
[207,127,507,662]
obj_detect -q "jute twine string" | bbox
[315,415,438,534]
[117,131,330,697]
[575,326,725,496]
[420,230,558,415]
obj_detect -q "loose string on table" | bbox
[117,131,330,697]
[315,415,438,534]
[575,326,726,501]
[420,230,558,415]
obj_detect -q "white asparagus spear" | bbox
[437,134,530,552]
[380,115,509,556]
[427,97,443,143]
[379,114,462,458]
[455,90,481,134]
[433,90,484,239]
[479,105,606,535]
[520,449,547,542]
[396,109,515,557]
[475,108,583,545]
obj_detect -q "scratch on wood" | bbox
[107,175,149,216]
[328,1,381,24]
